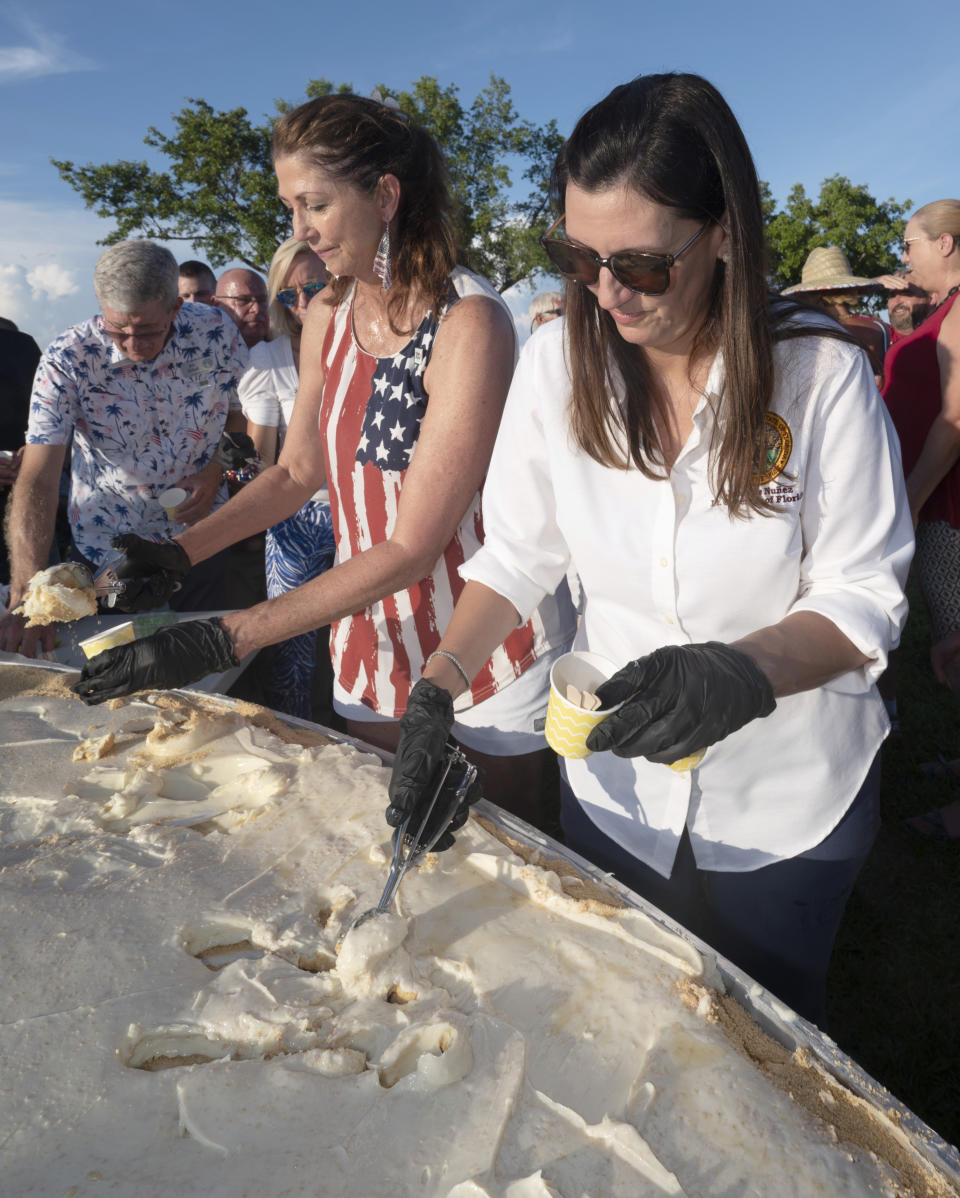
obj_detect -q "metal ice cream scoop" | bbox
[352,745,477,930]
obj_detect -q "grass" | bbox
[828,577,960,1150]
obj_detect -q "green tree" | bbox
[53,76,562,290]
[53,100,286,272]
[764,175,911,298]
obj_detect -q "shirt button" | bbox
[665,616,674,625]
[659,557,668,567]
[677,493,687,506]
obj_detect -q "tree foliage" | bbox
[53,100,286,272]
[763,175,911,297]
[53,75,562,290]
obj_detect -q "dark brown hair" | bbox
[556,73,820,516]
[272,94,457,329]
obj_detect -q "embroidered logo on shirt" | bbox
[755,412,793,485]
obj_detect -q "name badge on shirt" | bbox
[180,359,215,380]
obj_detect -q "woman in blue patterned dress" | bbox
[238,236,333,718]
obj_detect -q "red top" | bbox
[882,290,960,526]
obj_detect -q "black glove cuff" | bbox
[704,641,776,719]
[401,678,455,728]
[198,618,241,671]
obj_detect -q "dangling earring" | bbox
[373,224,392,291]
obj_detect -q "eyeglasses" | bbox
[215,294,267,309]
[276,280,327,307]
[102,323,170,341]
[540,217,711,295]
[902,236,924,255]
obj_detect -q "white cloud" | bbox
[25,263,78,300]
[0,197,103,342]
[0,17,96,83]
[0,263,29,324]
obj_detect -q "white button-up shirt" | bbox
[462,315,913,876]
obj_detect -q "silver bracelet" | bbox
[424,649,472,692]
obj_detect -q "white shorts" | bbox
[332,643,565,756]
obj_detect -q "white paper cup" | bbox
[545,651,622,759]
[545,650,707,769]
[157,487,188,519]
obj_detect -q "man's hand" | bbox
[0,609,55,657]
[72,618,238,705]
[174,459,222,525]
[0,448,22,489]
[110,534,192,613]
[586,641,776,761]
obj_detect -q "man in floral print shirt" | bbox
[0,241,247,658]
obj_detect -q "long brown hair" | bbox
[272,94,457,331]
[556,74,800,516]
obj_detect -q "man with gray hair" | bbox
[0,240,248,658]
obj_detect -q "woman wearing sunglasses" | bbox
[234,235,333,718]
[74,93,575,825]
[386,74,913,1025]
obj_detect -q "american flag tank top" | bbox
[318,270,549,718]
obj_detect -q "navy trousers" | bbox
[559,757,880,1027]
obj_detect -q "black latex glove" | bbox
[585,641,776,761]
[386,679,483,851]
[109,534,191,613]
[216,431,258,471]
[72,618,239,705]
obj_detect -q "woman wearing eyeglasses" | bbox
[74,93,575,825]
[233,236,333,718]
[385,74,912,1024]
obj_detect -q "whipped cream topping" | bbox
[0,666,940,1197]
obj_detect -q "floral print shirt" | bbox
[26,303,247,567]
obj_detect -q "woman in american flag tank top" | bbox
[81,92,575,826]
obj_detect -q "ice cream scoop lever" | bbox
[68,562,127,607]
[352,745,477,929]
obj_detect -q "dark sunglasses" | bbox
[540,217,711,295]
[276,280,327,307]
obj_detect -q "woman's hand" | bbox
[586,642,775,760]
[386,679,482,850]
[72,618,238,705]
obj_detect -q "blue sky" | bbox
[0,0,954,345]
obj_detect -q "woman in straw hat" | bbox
[781,245,890,384]
[883,200,960,839]
[383,73,912,1025]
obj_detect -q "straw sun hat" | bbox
[781,246,881,295]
